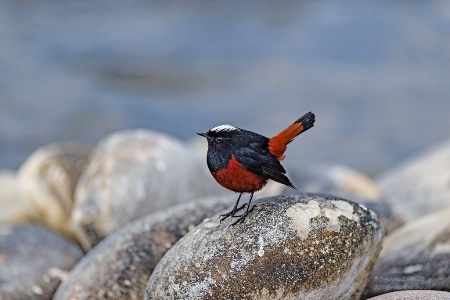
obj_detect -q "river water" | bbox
[1,1,449,175]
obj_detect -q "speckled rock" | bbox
[367,290,450,300]
[17,142,90,241]
[287,164,402,233]
[0,170,34,224]
[0,224,83,300]
[54,196,233,300]
[378,140,450,222]
[145,193,384,300]
[71,129,220,250]
[363,206,450,298]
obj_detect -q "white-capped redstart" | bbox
[198,112,315,225]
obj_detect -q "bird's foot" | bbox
[230,205,256,226]
[220,204,247,222]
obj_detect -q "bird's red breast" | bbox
[212,155,268,193]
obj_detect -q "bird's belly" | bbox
[211,156,268,193]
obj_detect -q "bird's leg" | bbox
[231,192,256,226]
[220,193,246,222]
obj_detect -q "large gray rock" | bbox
[0,224,83,300]
[71,130,220,250]
[54,196,233,300]
[0,170,34,224]
[145,194,384,300]
[363,206,450,298]
[287,164,402,233]
[378,140,450,222]
[17,142,90,241]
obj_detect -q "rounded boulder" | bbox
[71,129,219,250]
[145,193,384,300]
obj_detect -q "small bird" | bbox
[198,112,315,225]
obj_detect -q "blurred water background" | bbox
[1,1,449,175]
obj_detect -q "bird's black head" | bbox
[197,125,246,172]
[197,124,241,150]
[197,124,269,173]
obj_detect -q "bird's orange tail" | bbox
[268,112,315,161]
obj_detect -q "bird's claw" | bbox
[219,204,247,222]
[230,205,256,226]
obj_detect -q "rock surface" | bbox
[367,290,450,300]
[287,164,402,233]
[145,193,384,300]
[0,170,34,224]
[378,140,450,222]
[17,142,90,241]
[71,129,220,250]
[54,196,233,300]
[363,206,450,298]
[0,224,83,300]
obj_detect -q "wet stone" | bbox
[54,196,233,300]
[0,224,83,300]
[145,193,384,300]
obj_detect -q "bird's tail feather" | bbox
[268,112,315,161]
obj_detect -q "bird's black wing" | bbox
[234,140,296,189]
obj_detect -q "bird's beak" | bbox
[197,132,208,138]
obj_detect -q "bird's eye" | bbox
[215,137,222,143]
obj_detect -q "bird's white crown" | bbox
[209,124,239,133]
